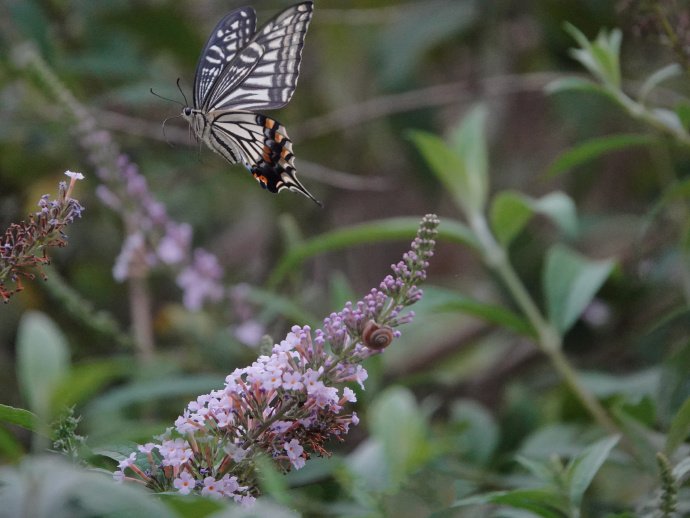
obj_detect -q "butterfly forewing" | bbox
[205,2,313,111]
[193,7,257,108]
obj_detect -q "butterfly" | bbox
[181,1,321,206]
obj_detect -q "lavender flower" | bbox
[114,214,440,501]
[0,172,85,302]
[14,45,226,310]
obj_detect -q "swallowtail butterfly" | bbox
[181,1,320,206]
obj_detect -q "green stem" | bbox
[468,212,619,434]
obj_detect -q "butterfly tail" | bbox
[252,115,322,207]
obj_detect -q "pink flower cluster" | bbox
[113,214,439,501]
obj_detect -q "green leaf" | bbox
[639,64,683,104]
[0,404,38,432]
[268,217,477,287]
[85,374,225,417]
[665,395,690,456]
[676,102,690,131]
[430,289,534,337]
[368,386,430,489]
[52,358,131,409]
[0,456,171,517]
[449,105,489,213]
[565,435,619,507]
[410,105,488,215]
[16,311,70,418]
[545,77,607,96]
[449,400,499,465]
[490,191,578,245]
[490,192,533,246]
[548,134,658,177]
[543,245,615,334]
[452,488,568,518]
[565,24,622,88]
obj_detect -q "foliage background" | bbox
[1,0,689,516]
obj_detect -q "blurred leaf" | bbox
[428,287,534,337]
[665,395,690,456]
[244,286,317,327]
[16,311,70,419]
[515,456,558,485]
[639,64,683,104]
[548,134,657,177]
[676,102,690,131]
[545,77,609,96]
[0,427,25,461]
[449,400,498,465]
[368,386,430,490]
[255,454,291,506]
[268,217,477,287]
[542,245,614,334]
[52,358,131,410]
[0,456,172,518]
[159,494,223,517]
[452,489,568,518]
[410,105,488,215]
[566,24,621,88]
[565,435,619,506]
[206,498,301,518]
[84,374,225,417]
[490,191,578,245]
[0,404,37,432]
[377,0,478,86]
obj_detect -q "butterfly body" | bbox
[183,1,320,206]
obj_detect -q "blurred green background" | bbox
[1,0,689,516]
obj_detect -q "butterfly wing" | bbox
[205,1,313,112]
[209,112,321,206]
[193,7,257,109]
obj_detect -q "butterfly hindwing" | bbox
[205,2,313,111]
[209,112,320,205]
[193,6,257,108]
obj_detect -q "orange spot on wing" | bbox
[265,119,275,129]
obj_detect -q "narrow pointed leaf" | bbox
[566,435,619,506]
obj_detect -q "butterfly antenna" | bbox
[177,78,190,107]
[149,88,185,107]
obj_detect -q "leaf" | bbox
[565,435,619,506]
[268,217,477,287]
[449,105,489,214]
[84,374,225,418]
[368,386,430,489]
[676,102,690,131]
[545,77,607,96]
[16,311,70,418]
[430,289,535,337]
[665,395,690,456]
[410,105,488,215]
[490,192,533,246]
[490,191,578,245]
[452,488,568,518]
[543,245,615,334]
[52,358,131,410]
[0,404,38,432]
[639,64,683,104]
[0,456,172,517]
[548,134,658,177]
[449,400,499,465]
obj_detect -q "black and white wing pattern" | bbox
[204,2,314,111]
[208,111,322,206]
[183,2,319,206]
[193,7,257,109]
